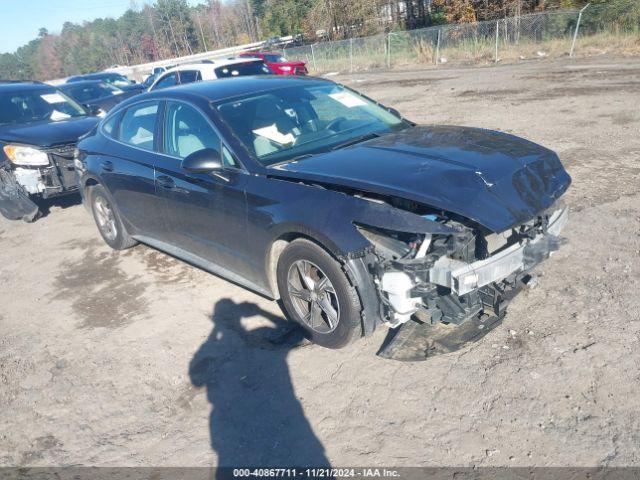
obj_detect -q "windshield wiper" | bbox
[268,154,314,167]
[330,131,382,151]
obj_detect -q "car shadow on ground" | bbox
[189,299,331,475]
[34,193,82,218]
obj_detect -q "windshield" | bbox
[216,84,406,165]
[214,61,272,78]
[63,83,122,103]
[0,88,87,125]
[264,54,286,63]
[101,74,133,87]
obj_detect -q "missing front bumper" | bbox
[429,207,568,296]
[0,145,79,222]
[378,275,532,361]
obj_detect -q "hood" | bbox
[0,116,99,148]
[272,125,571,232]
[118,84,146,93]
[85,90,138,112]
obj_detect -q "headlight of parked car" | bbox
[3,145,50,166]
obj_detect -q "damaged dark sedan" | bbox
[0,81,98,222]
[76,76,570,351]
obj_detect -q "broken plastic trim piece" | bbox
[0,168,39,222]
[351,200,459,235]
[377,314,503,361]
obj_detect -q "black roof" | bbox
[0,81,56,93]
[144,75,332,103]
[59,80,105,89]
[67,72,125,82]
[0,79,43,83]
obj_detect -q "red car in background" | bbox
[238,52,308,76]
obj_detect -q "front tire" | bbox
[276,239,362,349]
[89,184,137,250]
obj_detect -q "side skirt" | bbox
[134,235,275,299]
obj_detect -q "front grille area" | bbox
[45,143,78,191]
[46,144,76,158]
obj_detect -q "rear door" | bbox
[154,100,251,275]
[98,100,168,238]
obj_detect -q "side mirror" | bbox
[181,148,223,173]
[84,104,102,116]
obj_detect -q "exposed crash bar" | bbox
[429,207,568,296]
[430,242,526,296]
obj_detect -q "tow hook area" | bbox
[0,168,39,222]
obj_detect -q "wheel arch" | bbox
[264,225,350,300]
[80,174,102,211]
[83,175,100,192]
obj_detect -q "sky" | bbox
[0,0,199,54]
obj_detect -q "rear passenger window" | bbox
[118,102,159,151]
[102,111,121,136]
[179,70,202,85]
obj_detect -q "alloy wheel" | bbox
[94,196,117,241]
[287,259,340,334]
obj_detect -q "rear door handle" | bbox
[156,175,176,190]
[101,160,114,172]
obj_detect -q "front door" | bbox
[154,101,250,277]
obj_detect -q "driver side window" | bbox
[163,102,221,160]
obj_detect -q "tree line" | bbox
[0,0,628,81]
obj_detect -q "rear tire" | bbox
[276,239,362,349]
[89,184,137,250]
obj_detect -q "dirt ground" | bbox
[1,56,639,468]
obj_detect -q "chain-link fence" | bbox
[284,4,639,74]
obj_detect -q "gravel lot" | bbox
[1,56,639,468]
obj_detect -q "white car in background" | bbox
[148,58,273,91]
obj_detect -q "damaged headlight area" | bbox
[0,143,80,222]
[3,145,50,166]
[357,203,568,329]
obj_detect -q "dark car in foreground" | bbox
[76,76,570,351]
[59,80,138,117]
[0,81,98,221]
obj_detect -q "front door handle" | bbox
[101,160,114,172]
[156,175,176,190]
